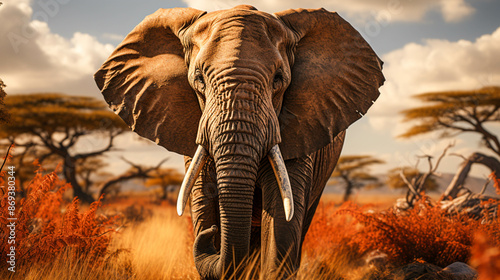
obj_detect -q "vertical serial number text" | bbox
[6,166,16,272]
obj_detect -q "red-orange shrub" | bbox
[471,232,500,280]
[338,197,500,268]
[489,172,500,195]
[303,201,360,257]
[0,163,116,271]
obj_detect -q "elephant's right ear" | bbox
[94,8,205,157]
[274,9,384,160]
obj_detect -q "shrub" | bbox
[471,232,500,280]
[300,202,364,279]
[338,197,500,268]
[0,162,116,273]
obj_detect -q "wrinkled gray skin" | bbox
[95,5,384,279]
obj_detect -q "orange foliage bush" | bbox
[471,232,500,280]
[0,162,116,271]
[301,202,365,279]
[489,172,500,195]
[337,197,500,268]
[303,201,359,257]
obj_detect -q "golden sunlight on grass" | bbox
[3,196,500,280]
[1,167,498,280]
[5,203,198,280]
[111,206,198,279]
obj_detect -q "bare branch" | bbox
[0,143,13,173]
[432,142,454,173]
[480,105,500,122]
[58,127,72,148]
[119,156,142,170]
[456,113,477,126]
[75,130,123,160]
[436,120,475,132]
[31,130,61,155]
[399,169,419,197]
[98,157,170,197]
[64,129,86,148]
[153,157,170,169]
[450,153,467,161]
[479,176,491,195]
[444,152,500,199]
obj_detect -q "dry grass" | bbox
[110,205,197,279]
[1,202,197,280]
[2,160,500,279]
[3,196,500,279]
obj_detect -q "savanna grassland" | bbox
[1,164,500,280]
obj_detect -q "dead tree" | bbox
[98,157,169,198]
[443,152,500,199]
[397,143,452,209]
[396,144,500,218]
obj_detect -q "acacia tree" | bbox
[0,93,128,203]
[386,167,438,191]
[331,155,384,201]
[400,86,500,198]
[145,167,184,201]
[4,149,60,197]
[400,86,500,154]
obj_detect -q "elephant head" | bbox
[95,5,384,279]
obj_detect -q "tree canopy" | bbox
[400,86,500,156]
[386,167,438,191]
[0,93,126,138]
[145,167,184,200]
[331,155,384,201]
[0,93,129,202]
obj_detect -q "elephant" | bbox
[94,5,384,279]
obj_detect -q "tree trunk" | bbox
[342,175,354,202]
[443,152,500,199]
[64,158,95,203]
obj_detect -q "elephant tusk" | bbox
[177,145,209,216]
[268,145,294,222]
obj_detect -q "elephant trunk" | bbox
[194,120,260,279]
[192,143,295,280]
[192,83,284,279]
[218,137,260,273]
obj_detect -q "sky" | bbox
[1,0,500,178]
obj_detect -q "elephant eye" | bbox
[273,72,283,90]
[194,70,205,90]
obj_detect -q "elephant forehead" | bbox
[185,9,292,79]
[189,8,288,49]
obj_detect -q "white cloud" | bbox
[183,0,474,23]
[368,27,500,134]
[440,0,475,22]
[0,0,114,96]
[102,33,125,42]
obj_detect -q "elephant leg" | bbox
[187,156,221,252]
[301,133,345,243]
[259,156,313,279]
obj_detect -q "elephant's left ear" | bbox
[274,8,385,160]
[94,8,206,157]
